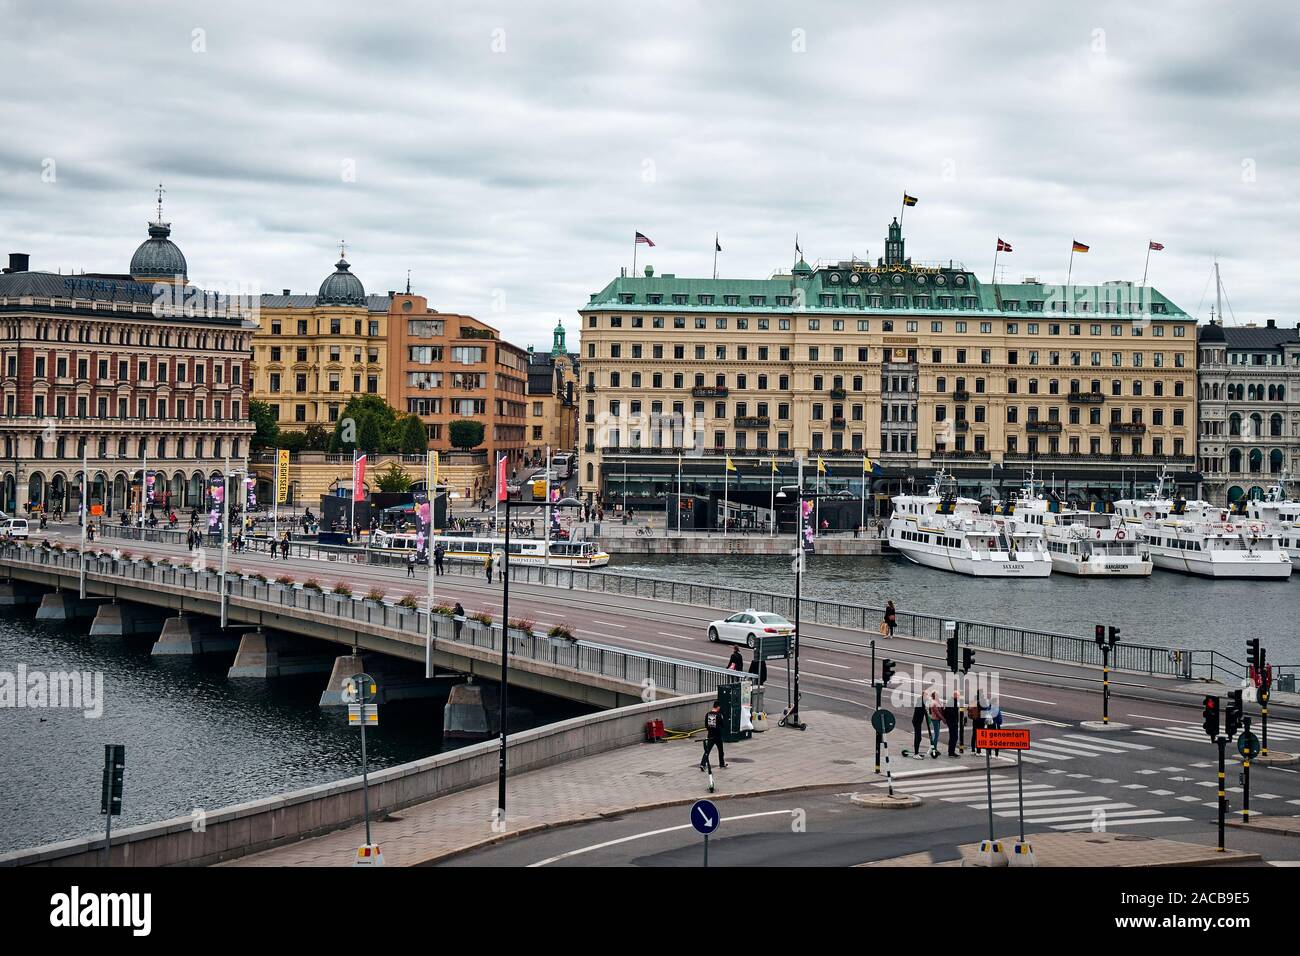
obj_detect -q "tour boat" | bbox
[1245,475,1300,564]
[1136,517,1292,580]
[887,472,1052,577]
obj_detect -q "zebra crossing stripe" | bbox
[1052,815,1192,831]
[948,787,1059,806]
[1017,747,1073,761]
[1031,740,1112,758]
[881,780,1023,798]
[1000,801,1134,819]
[972,794,1104,811]
[1061,734,1153,750]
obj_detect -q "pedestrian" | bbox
[746,655,768,686]
[943,687,961,757]
[727,647,744,671]
[968,692,985,754]
[493,549,504,582]
[985,695,1003,758]
[883,600,897,638]
[926,691,944,755]
[406,550,416,578]
[483,551,493,583]
[699,701,727,770]
[280,534,290,560]
[910,694,927,758]
[87,523,95,542]
[434,543,445,576]
[453,601,465,618]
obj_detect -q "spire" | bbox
[405,269,412,295]
[552,317,566,357]
[339,239,347,260]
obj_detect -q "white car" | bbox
[1,518,29,539]
[706,609,794,648]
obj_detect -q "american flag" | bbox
[997,238,1013,252]
[635,232,655,247]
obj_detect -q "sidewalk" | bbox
[863,832,1262,867]
[226,707,981,867]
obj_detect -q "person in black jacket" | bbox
[910,695,927,756]
[726,647,744,671]
[699,702,727,770]
[747,655,768,686]
[944,688,962,757]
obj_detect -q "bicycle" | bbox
[636,525,655,537]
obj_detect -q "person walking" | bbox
[280,533,290,560]
[406,550,416,578]
[492,549,504,583]
[968,692,985,754]
[699,701,727,771]
[483,551,493,583]
[910,694,927,758]
[434,542,445,576]
[944,687,962,757]
[926,691,944,756]
[747,655,768,686]
[883,600,897,638]
[985,695,1003,758]
[726,647,744,671]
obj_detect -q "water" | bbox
[613,553,1300,663]
[0,611,588,854]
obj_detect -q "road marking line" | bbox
[1060,734,1152,750]
[807,659,851,669]
[591,620,626,628]
[527,809,794,867]
[997,693,1057,706]
[1001,802,1136,819]
[973,795,1106,810]
[1052,815,1191,831]
[1003,711,1070,728]
[1127,714,1199,726]
[656,632,697,641]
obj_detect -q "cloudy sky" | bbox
[2,0,1297,346]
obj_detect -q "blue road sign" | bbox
[691,799,720,835]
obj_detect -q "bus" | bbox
[371,532,610,568]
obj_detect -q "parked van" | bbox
[1,518,29,539]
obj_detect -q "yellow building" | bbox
[250,254,391,429]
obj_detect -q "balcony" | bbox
[584,413,596,423]
[953,390,971,402]
[1026,421,1063,433]
[954,420,970,432]
[734,416,771,428]
[1110,422,1147,435]
[829,387,846,400]
[584,442,595,453]
[1068,391,1105,404]
[692,386,729,398]
[830,417,847,429]
[585,383,596,393]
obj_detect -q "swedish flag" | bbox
[902,194,918,207]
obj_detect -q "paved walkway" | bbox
[228,708,982,867]
[863,831,1262,867]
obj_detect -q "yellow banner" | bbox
[276,449,290,503]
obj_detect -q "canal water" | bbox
[0,611,589,855]
[613,553,1300,664]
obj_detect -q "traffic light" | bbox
[962,647,976,673]
[1108,626,1121,647]
[1202,695,1220,740]
[1226,690,1243,738]
[880,659,896,686]
[101,744,125,816]
[946,635,959,673]
[1094,624,1105,646]
[1246,638,1260,671]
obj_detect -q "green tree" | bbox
[374,461,412,493]
[397,415,428,454]
[249,400,279,450]
[303,424,331,451]
[278,431,308,452]
[449,419,485,450]
[329,395,401,453]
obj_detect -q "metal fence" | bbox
[3,545,739,698]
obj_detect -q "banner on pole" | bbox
[276,449,290,504]
[353,455,367,502]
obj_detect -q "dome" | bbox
[316,257,366,306]
[129,221,188,282]
[1199,320,1226,343]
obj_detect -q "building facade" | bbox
[249,256,391,429]
[1197,319,1300,504]
[0,213,254,516]
[525,319,579,463]
[385,293,529,470]
[578,219,1199,512]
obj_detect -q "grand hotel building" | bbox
[578,220,1199,515]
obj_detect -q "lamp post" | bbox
[497,492,581,821]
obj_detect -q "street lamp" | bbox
[774,466,854,732]
[497,492,581,820]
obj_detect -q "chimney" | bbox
[4,252,30,274]
[282,288,290,296]
[1267,318,1276,328]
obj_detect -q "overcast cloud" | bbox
[1,0,1297,345]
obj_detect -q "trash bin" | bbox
[1278,673,1296,694]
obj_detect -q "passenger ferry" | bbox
[371,532,610,568]
[1245,476,1300,563]
[887,472,1052,577]
[1137,517,1291,579]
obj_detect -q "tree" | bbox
[449,419,485,450]
[397,415,428,454]
[302,424,331,451]
[249,400,279,450]
[278,431,308,452]
[375,461,412,493]
[329,395,401,453]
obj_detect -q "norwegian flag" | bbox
[635,232,655,247]
[1149,241,1164,251]
[997,238,1013,252]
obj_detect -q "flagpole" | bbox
[899,193,906,228]
[632,233,638,277]
[1141,244,1152,287]
[991,246,1000,285]
[861,456,866,532]
[1066,246,1076,312]
[350,449,357,540]
[770,459,775,537]
[723,458,728,538]
[712,233,718,280]
[543,444,551,579]
[139,447,147,528]
[272,451,279,546]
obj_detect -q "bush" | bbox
[470,611,493,626]
[275,575,295,587]
[397,594,419,610]
[251,572,268,583]
[365,587,385,603]
[52,542,65,552]
[509,616,536,634]
[548,622,576,641]
[302,578,323,592]
[332,581,353,597]
[433,603,455,617]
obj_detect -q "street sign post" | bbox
[974,728,1033,866]
[691,799,720,867]
[870,709,896,735]
[756,634,793,661]
[346,673,382,866]
[100,744,125,866]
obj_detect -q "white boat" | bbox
[371,531,611,568]
[1038,511,1153,576]
[1137,517,1292,579]
[887,472,1053,577]
[1245,474,1300,563]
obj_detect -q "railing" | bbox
[1,544,739,698]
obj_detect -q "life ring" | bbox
[987,538,996,548]
[1116,529,1126,540]
[1250,524,1259,533]
[1223,523,1233,533]
[1143,511,1152,519]
[1096,528,1102,538]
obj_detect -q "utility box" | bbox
[716,682,749,742]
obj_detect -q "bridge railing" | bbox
[4,544,739,698]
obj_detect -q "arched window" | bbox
[1250,413,1263,437]
[1249,448,1263,473]
[1270,449,1284,474]
[1229,413,1241,436]
[1229,449,1242,472]
[1271,414,1283,437]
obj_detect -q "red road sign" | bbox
[975,728,1030,750]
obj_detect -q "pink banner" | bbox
[353,455,367,502]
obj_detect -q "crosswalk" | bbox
[999,733,1155,766]
[874,774,1192,831]
[1135,717,1300,747]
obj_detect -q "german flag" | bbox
[902,194,919,207]
[1072,240,1090,253]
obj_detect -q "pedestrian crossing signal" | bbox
[946,636,959,673]
[1094,624,1105,646]
[1202,695,1220,739]
[1226,690,1243,738]
[1246,638,1261,671]
[880,659,895,685]
[962,647,976,673]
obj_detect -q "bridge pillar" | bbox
[35,590,100,622]
[0,581,45,607]
[151,613,240,656]
[89,600,167,637]
[319,653,366,708]
[443,681,500,742]
[229,629,334,680]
